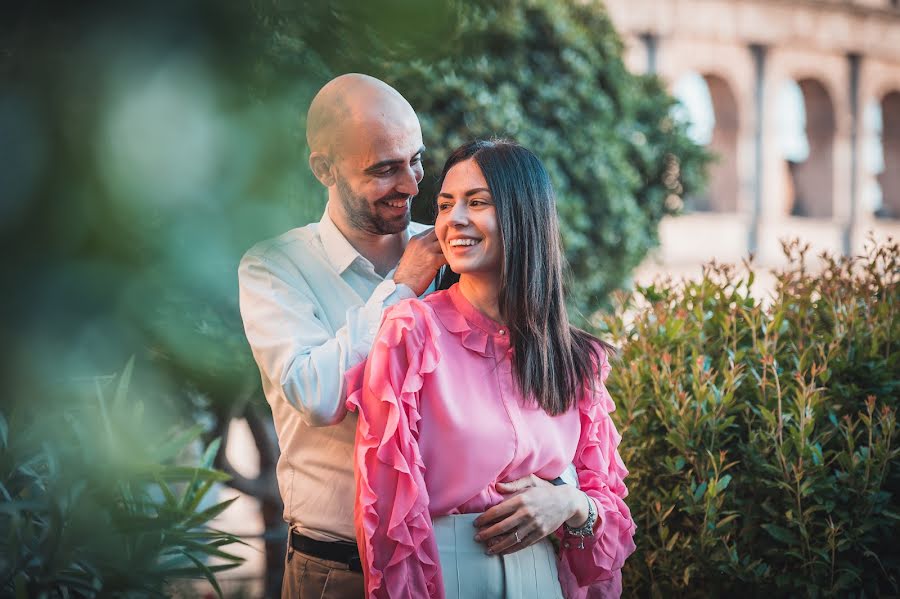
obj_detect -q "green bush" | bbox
[604,239,899,597]
[0,360,243,598]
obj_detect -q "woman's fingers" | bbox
[473,495,518,529]
[474,505,524,543]
[475,486,576,553]
[495,474,546,495]
[495,527,545,555]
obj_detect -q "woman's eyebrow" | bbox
[438,187,492,198]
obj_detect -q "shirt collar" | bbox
[318,208,364,275]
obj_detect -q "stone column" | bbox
[845,53,862,254]
[748,43,767,256]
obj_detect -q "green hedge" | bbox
[604,239,899,597]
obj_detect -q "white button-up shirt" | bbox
[238,209,431,542]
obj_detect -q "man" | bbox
[240,74,576,599]
[239,73,443,598]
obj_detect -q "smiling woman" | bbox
[346,139,636,598]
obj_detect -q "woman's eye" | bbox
[437,202,452,211]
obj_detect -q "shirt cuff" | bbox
[349,279,416,364]
[390,282,418,303]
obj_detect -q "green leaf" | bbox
[183,497,239,529]
[665,531,680,551]
[134,465,231,483]
[200,437,222,470]
[715,514,740,529]
[0,411,7,450]
[692,481,708,503]
[181,550,226,599]
[180,537,243,562]
[150,425,205,463]
[761,524,799,545]
[715,474,732,495]
[113,356,135,410]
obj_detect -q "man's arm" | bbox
[239,251,416,427]
[238,230,444,428]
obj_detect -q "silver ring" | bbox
[514,530,520,543]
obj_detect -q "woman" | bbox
[346,140,636,598]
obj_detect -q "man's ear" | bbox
[309,152,336,186]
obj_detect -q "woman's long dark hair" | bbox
[435,139,613,415]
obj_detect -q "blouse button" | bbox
[498,329,506,335]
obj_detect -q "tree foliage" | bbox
[604,238,899,597]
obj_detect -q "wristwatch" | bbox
[563,493,597,549]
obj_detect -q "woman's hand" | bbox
[472,474,588,555]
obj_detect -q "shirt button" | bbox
[498,329,505,335]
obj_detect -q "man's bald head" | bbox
[305,74,425,238]
[306,73,418,157]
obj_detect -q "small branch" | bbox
[218,452,276,500]
[245,402,280,467]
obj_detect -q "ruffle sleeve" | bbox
[345,299,445,599]
[557,346,637,598]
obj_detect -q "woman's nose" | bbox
[448,202,469,226]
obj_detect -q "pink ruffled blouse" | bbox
[345,285,636,598]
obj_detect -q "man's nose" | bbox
[395,165,420,197]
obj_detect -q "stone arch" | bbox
[786,78,836,218]
[879,91,900,219]
[669,69,741,213]
[704,74,740,212]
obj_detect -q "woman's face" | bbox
[435,159,502,277]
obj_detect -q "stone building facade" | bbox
[599,0,900,284]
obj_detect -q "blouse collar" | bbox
[428,284,510,358]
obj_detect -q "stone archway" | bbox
[878,91,900,219]
[705,74,740,212]
[788,79,836,218]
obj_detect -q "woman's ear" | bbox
[309,152,336,187]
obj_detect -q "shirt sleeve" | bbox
[557,347,637,595]
[346,300,445,599]
[238,250,416,427]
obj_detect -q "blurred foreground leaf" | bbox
[0,361,243,598]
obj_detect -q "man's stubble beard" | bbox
[336,174,411,235]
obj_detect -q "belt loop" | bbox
[286,527,295,563]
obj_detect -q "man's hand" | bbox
[472,474,583,555]
[393,228,446,296]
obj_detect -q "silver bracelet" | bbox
[563,493,597,549]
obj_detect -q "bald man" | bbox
[238,74,445,598]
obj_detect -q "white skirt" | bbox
[433,513,564,599]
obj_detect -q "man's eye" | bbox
[411,155,423,165]
[374,167,395,176]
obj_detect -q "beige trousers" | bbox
[281,536,364,599]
